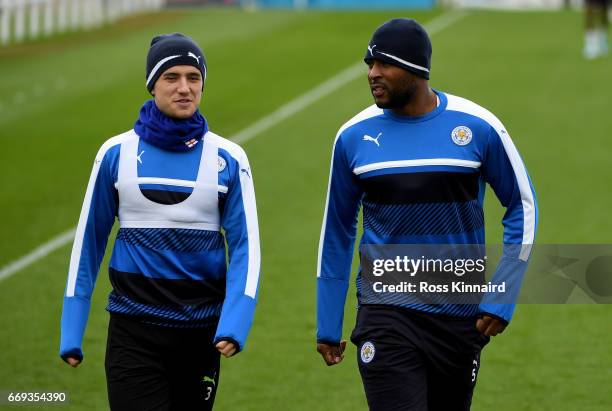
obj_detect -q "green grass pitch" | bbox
[0,7,611,411]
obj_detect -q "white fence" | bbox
[0,0,166,45]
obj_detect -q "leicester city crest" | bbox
[451,126,473,146]
[217,156,226,172]
[360,341,376,364]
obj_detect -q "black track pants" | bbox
[105,314,220,411]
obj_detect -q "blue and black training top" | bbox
[317,90,537,344]
[60,129,260,361]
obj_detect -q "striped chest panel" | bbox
[344,109,488,239]
[116,227,225,252]
[359,170,484,237]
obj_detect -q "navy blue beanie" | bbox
[364,18,431,79]
[145,33,207,93]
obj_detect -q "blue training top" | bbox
[317,90,538,344]
[60,128,260,361]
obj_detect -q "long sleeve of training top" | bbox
[316,136,363,344]
[478,121,538,323]
[214,148,260,351]
[60,142,118,361]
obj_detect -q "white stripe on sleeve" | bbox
[66,133,128,297]
[208,132,261,298]
[446,94,536,260]
[239,155,260,298]
[317,105,383,278]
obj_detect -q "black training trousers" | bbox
[105,314,220,411]
[350,305,490,411]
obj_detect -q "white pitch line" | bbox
[423,9,469,35]
[233,10,469,144]
[232,63,364,144]
[0,228,76,282]
[0,10,468,283]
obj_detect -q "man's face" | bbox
[152,65,203,119]
[367,59,417,109]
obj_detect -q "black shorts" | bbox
[105,314,220,411]
[350,305,490,411]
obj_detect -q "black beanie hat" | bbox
[364,18,431,79]
[145,33,207,93]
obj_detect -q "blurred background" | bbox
[0,0,610,410]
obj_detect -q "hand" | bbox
[476,315,507,337]
[65,357,81,368]
[215,340,237,358]
[317,341,347,366]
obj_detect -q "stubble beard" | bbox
[374,77,418,110]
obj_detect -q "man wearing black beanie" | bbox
[60,33,261,410]
[317,18,537,411]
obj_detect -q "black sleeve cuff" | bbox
[213,337,241,355]
[61,351,83,364]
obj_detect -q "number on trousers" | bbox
[204,387,213,401]
[471,359,478,382]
